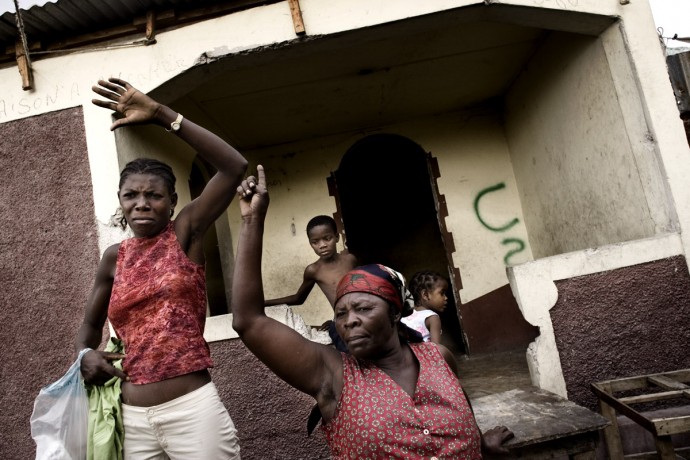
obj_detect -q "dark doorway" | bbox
[330,134,467,354]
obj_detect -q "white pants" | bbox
[122,382,240,459]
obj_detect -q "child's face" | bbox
[424,279,449,313]
[308,224,339,259]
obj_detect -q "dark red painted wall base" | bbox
[551,255,690,411]
[461,284,539,354]
[210,339,330,459]
[0,108,101,459]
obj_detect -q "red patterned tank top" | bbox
[322,342,481,459]
[108,221,213,384]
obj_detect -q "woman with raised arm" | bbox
[232,165,513,459]
[75,78,246,459]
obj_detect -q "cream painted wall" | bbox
[2,0,689,366]
[0,1,299,254]
[236,140,346,325]
[505,30,671,259]
[428,111,534,303]
[0,1,678,259]
[227,108,533,325]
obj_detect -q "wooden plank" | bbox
[473,388,608,449]
[653,415,690,436]
[624,452,685,460]
[625,447,690,460]
[593,371,690,459]
[619,390,686,405]
[625,453,668,459]
[649,375,690,391]
[604,376,650,392]
[287,0,306,35]
[598,370,690,393]
[591,383,655,433]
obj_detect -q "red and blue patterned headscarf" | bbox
[335,264,414,316]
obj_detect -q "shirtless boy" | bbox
[265,215,357,351]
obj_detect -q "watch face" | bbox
[168,114,183,132]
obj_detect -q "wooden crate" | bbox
[591,369,690,459]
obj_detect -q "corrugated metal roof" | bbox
[1,0,275,63]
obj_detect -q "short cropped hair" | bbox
[306,215,338,234]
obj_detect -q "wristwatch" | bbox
[166,113,184,133]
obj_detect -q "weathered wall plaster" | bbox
[0,108,101,458]
[508,232,684,397]
[2,1,690,457]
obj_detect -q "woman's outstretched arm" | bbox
[91,77,247,256]
[231,166,341,400]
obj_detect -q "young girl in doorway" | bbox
[402,271,449,344]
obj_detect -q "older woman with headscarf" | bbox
[232,165,513,459]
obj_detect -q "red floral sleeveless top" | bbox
[108,221,213,384]
[322,342,481,459]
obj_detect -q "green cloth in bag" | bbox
[85,337,124,460]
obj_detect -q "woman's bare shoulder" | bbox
[101,243,120,262]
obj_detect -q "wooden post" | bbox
[598,398,625,459]
[145,10,156,41]
[287,0,306,36]
[13,0,33,90]
[654,435,677,460]
[15,40,33,90]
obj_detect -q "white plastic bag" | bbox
[30,348,91,460]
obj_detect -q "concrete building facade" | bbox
[2,0,689,457]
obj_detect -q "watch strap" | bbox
[166,113,184,132]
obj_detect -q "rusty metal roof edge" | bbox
[0,0,275,51]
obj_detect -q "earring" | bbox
[170,209,175,217]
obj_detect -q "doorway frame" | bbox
[327,134,470,353]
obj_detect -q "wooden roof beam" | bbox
[287,0,306,36]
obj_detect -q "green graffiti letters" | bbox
[473,183,519,232]
[501,238,525,265]
[474,182,525,266]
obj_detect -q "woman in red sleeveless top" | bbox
[75,78,247,458]
[232,166,514,459]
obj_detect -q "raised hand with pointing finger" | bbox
[237,165,269,221]
[230,163,513,459]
